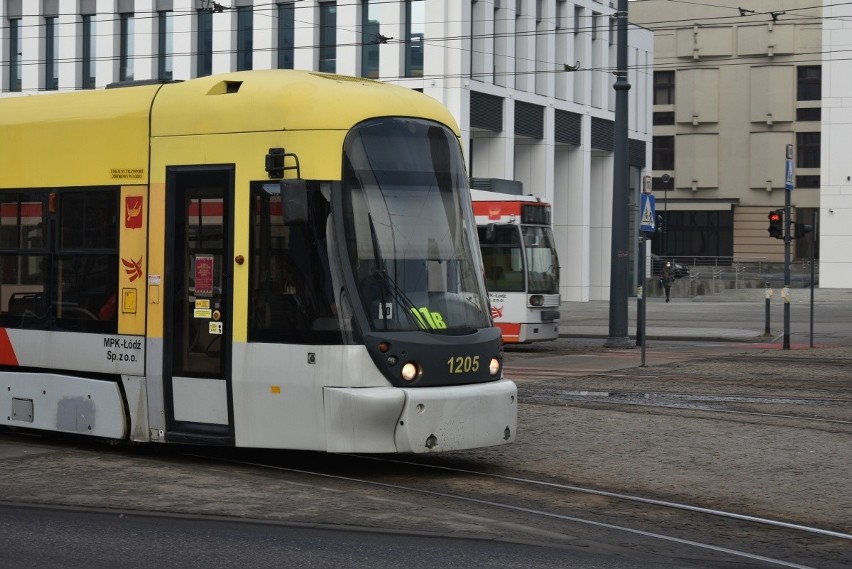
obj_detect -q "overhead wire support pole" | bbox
[783,145,793,350]
[605,0,632,348]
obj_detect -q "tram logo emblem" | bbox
[125,196,143,228]
[490,305,504,319]
[122,257,143,282]
[488,207,502,220]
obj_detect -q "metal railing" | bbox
[653,255,820,293]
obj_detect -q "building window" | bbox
[796,108,821,122]
[796,175,820,189]
[574,6,581,34]
[652,136,675,171]
[797,66,821,101]
[405,0,424,77]
[81,15,96,89]
[44,17,59,90]
[654,71,675,105]
[8,18,22,92]
[361,0,380,78]
[277,2,295,69]
[319,2,337,73]
[591,12,599,40]
[158,11,173,81]
[556,0,567,30]
[197,9,213,77]
[237,6,253,71]
[653,112,675,125]
[119,13,134,82]
[651,210,734,259]
[796,132,820,168]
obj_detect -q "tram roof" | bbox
[0,70,459,138]
[150,70,461,137]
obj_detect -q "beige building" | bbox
[630,0,822,263]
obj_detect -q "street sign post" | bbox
[637,194,656,364]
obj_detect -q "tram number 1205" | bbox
[448,355,479,374]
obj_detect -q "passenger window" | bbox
[248,182,341,344]
[0,189,119,333]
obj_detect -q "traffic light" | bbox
[768,209,784,239]
[794,222,814,239]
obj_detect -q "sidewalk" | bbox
[558,287,852,344]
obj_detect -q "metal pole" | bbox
[810,211,816,348]
[783,184,791,350]
[636,234,644,348]
[638,235,647,366]
[605,0,632,348]
[764,281,771,336]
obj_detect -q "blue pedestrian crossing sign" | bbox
[640,194,656,233]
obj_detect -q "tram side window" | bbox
[248,182,341,344]
[0,189,119,333]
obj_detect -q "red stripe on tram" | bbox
[0,328,19,366]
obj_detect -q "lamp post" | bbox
[605,0,632,348]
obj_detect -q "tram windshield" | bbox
[340,118,490,334]
[477,224,559,295]
[523,225,559,294]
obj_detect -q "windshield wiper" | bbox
[367,214,431,332]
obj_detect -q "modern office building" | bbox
[0,1,652,302]
[630,0,822,266]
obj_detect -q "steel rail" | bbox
[209,455,826,569]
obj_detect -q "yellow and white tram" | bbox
[0,70,516,453]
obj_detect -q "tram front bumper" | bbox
[323,379,517,453]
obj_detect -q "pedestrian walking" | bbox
[662,261,675,302]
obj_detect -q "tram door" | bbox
[164,167,235,443]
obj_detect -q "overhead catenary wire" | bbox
[0,0,848,89]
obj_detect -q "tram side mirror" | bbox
[484,223,496,243]
[280,179,308,225]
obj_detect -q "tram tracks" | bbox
[518,386,852,426]
[201,451,852,569]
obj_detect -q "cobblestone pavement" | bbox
[504,343,852,532]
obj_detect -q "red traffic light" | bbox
[768,209,784,239]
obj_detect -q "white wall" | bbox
[820,4,852,287]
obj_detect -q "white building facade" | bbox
[821,2,852,288]
[0,0,653,301]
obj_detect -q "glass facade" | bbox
[119,13,134,82]
[81,15,96,89]
[197,9,213,77]
[44,17,58,90]
[237,6,253,71]
[319,2,337,73]
[361,0,379,78]
[8,18,22,92]
[405,0,424,77]
[158,11,174,81]
[277,2,295,69]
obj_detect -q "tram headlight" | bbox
[489,357,501,377]
[528,294,544,307]
[400,361,421,382]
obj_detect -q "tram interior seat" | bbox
[8,292,44,316]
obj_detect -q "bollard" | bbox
[764,282,773,336]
